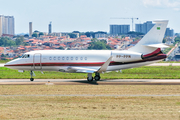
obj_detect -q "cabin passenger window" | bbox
[80,57,83,60]
[76,57,78,60]
[71,57,73,60]
[54,57,56,60]
[49,57,52,60]
[58,57,60,60]
[85,57,87,60]
[62,57,65,60]
[66,57,69,60]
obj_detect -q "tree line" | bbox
[88,39,112,50]
[0,36,26,47]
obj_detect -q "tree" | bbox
[57,46,64,50]
[174,36,180,43]
[32,33,38,38]
[88,39,112,50]
[0,37,16,47]
[24,34,29,38]
[174,36,180,45]
[68,33,77,38]
[39,32,44,36]
[72,31,80,33]
[15,36,24,46]
[34,30,39,33]
[162,38,166,43]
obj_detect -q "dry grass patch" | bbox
[0,85,180,119]
[0,96,180,120]
[0,85,180,95]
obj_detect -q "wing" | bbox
[67,56,113,73]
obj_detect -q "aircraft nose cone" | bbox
[4,60,17,68]
[4,61,11,67]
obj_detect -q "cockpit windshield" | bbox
[20,54,30,58]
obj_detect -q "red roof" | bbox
[0,47,4,51]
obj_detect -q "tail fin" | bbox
[128,20,169,54]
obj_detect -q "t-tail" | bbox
[128,20,169,59]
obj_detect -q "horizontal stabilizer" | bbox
[143,43,169,48]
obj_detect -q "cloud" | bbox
[142,0,180,11]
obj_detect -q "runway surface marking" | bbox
[1,94,180,97]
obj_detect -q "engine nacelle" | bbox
[112,51,142,62]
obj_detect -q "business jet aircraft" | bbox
[5,20,169,82]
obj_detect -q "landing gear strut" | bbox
[30,70,34,81]
[87,73,101,82]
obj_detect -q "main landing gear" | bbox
[87,73,101,82]
[30,70,34,81]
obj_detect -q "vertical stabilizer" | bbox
[128,20,168,54]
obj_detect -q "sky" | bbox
[0,0,180,34]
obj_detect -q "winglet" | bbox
[97,56,113,73]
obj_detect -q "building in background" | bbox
[0,16,3,37]
[165,28,174,37]
[0,15,14,37]
[135,21,155,34]
[110,25,130,35]
[48,22,52,34]
[95,33,107,38]
[29,22,32,37]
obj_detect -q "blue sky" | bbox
[0,0,180,34]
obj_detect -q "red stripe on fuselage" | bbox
[4,62,106,67]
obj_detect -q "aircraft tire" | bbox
[94,75,100,81]
[87,77,93,82]
[30,78,34,81]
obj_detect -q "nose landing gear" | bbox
[30,70,34,81]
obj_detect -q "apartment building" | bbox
[0,15,14,37]
[135,21,155,34]
[110,25,130,35]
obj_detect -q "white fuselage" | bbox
[4,49,165,73]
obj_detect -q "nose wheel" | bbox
[30,78,34,81]
[30,70,34,81]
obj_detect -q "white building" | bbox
[0,15,15,37]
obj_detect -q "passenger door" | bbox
[33,53,42,70]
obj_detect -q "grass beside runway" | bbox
[0,85,180,120]
[1,66,180,79]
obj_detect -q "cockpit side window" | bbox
[21,54,30,58]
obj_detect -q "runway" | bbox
[1,79,180,85]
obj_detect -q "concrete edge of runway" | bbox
[1,79,180,85]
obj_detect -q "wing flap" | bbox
[68,67,98,73]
